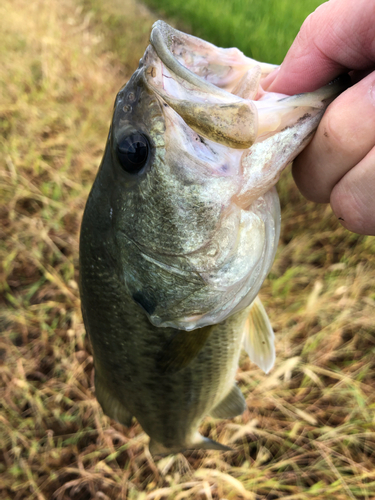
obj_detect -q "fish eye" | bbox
[116,133,150,174]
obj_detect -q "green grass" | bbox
[1,0,375,499]
[143,0,324,63]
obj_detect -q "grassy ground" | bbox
[1,0,375,499]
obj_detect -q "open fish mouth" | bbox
[144,22,269,149]
[119,22,348,331]
[145,21,347,147]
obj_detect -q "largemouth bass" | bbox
[79,21,347,455]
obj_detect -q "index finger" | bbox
[266,0,375,94]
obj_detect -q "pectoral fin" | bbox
[158,325,214,374]
[243,296,275,374]
[210,384,246,419]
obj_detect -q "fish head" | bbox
[107,44,246,329]
[96,22,348,331]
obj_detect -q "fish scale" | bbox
[81,200,249,450]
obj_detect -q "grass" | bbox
[1,0,375,498]
[142,0,324,64]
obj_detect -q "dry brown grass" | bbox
[1,0,375,498]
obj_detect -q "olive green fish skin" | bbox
[79,68,249,451]
[80,168,249,449]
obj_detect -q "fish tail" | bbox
[149,433,232,456]
[196,436,233,452]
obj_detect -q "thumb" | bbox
[266,0,375,95]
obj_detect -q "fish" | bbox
[79,21,348,455]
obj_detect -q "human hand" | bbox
[264,0,375,235]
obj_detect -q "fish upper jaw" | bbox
[150,20,277,93]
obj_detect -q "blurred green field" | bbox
[143,0,324,63]
[1,0,375,499]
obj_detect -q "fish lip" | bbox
[150,21,233,101]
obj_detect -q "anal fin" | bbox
[210,384,246,419]
[243,295,275,374]
[95,373,133,427]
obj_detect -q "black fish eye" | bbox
[117,133,150,174]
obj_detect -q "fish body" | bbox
[80,22,347,454]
